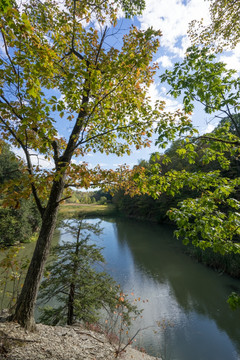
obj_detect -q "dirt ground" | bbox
[0,320,161,360]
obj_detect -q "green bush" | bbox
[38,219,139,326]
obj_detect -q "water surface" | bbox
[61,217,240,360]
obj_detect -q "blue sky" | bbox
[74,0,239,170]
[7,0,240,170]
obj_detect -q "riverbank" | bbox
[59,203,240,279]
[0,319,160,360]
[113,204,240,280]
[59,203,118,217]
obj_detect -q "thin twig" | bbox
[73,329,105,344]
[115,326,152,358]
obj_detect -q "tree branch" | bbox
[196,135,240,145]
[0,29,17,76]
[60,78,90,165]
[76,64,138,147]
[0,95,24,121]
[221,92,240,138]
[52,140,60,167]
[76,124,135,148]
[57,196,72,204]
[0,115,45,217]
[95,26,108,66]
[70,0,90,67]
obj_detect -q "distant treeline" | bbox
[0,142,113,247]
[113,116,240,222]
[65,189,112,205]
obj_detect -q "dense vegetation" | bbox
[112,117,240,278]
[64,189,112,205]
[0,0,162,329]
[114,116,240,222]
[0,0,240,328]
[0,142,41,247]
[38,219,139,329]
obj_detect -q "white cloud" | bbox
[161,86,167,94]
[220,43,240,73]
[13,147,55,170]
[147,83,162,106]
[0,33,5,55]
[71,158,84,165]
[113,162,135,168]
[148,83,182,112]
[174,35,192,58]
[156,55,173,68]
[204,123,216,134]
[99,162,108,167]
[138,0,211,57]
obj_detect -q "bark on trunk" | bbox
[67,282,75,325]
[11,177,65,330]
[67,223,81,325]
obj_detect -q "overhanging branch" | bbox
[196,135,240,145]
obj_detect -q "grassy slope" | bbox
[59,203,117,217]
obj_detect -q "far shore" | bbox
[59,203,118,217]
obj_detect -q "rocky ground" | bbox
[0,320,160,360]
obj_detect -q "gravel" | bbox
[0,320,161,360]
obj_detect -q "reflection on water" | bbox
[74,217,240,360]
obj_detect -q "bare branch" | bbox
[57,196,72,204]
[116,326,153,357]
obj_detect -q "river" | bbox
[3,216,239,359]
[58,217,240,360]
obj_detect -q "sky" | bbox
[77,0,239,170]
[7,0,240,170]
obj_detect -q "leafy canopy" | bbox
[0,0,162,212]
[0,141,41,246]
[132,46,240,256]
[1,0,163,330]
[189,0,240,51]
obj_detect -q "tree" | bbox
[0,141,41,246]
[38,218,138,326]
[0,0,162,329]
[0,141,20,184]
[134,45,240,256]
[162,46,240,251]
[189,0,240,51]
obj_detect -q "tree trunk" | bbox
[11,177,65,330]
[67,222,81,325]
[67,282,75,325]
